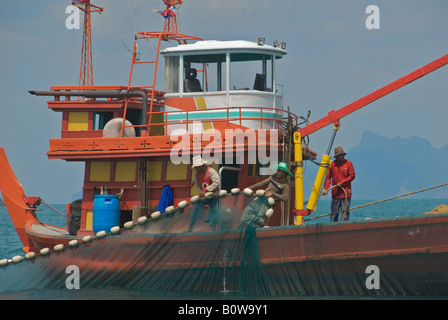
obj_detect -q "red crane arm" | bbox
[298,54,448,137]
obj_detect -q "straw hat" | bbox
[191,155,207,169]
[334,146,347,158]
[272,162,293,177]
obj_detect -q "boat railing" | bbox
[128,106,301,136]
[39,86,301,138]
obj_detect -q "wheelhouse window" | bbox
[165,56,180,94]
[183,54,226,93]
[165,51,278,94]
[230,53,274,92]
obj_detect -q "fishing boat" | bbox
[1,0,448,296]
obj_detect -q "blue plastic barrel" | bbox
[92,195,120,234]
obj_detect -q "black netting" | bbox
[1,194,448,297]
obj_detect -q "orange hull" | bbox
[0,149,40,253]
[24,221,81,251]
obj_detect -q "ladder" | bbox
[120,12,202,137]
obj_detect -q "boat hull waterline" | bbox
[1,211,448,296]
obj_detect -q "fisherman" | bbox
[238,162,292,228]
[322,146,356,222]
[189,155,220,231]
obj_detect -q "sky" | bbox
[0,0,447,204]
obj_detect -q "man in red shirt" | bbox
[322,146,355,222]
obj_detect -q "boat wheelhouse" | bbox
[28,36,308,241]
[161,39,286,134]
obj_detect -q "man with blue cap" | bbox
[238,162,292,228]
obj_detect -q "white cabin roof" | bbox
[161,40,287,58]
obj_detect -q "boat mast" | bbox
[162,0,182,34]
[124,0,202,210]
[72,0,104,87]
[124,0,202,137]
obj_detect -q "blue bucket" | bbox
[92,195,120,234]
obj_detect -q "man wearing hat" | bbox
[322,146,356,222]
[238,162,293,228]
[189,155,220,231]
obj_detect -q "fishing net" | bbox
[0,194,274,296]
[1,193,448,297]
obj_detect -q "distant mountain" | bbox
[346,131,448,199]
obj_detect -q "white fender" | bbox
[25,252,36,260]
[138,216,148,225]
[124,221,134,229]
[218,190,228,197]
[190,195,200,204]
[243,188,254,197]
[53,244,65,252]
[178,200,188,209]
[231,188,241,195]
[151,211,162,220]
[256,190,266,197]
[96,230,107,238]
[68,240,79,248]
[110,226,121,234]
[165,206,175,214]
[12,256,24,264]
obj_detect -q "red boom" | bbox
[298,54,448,137]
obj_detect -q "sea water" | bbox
[0,199,445,301]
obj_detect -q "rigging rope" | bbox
[305,182,448,222]
[39,200,69,221]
